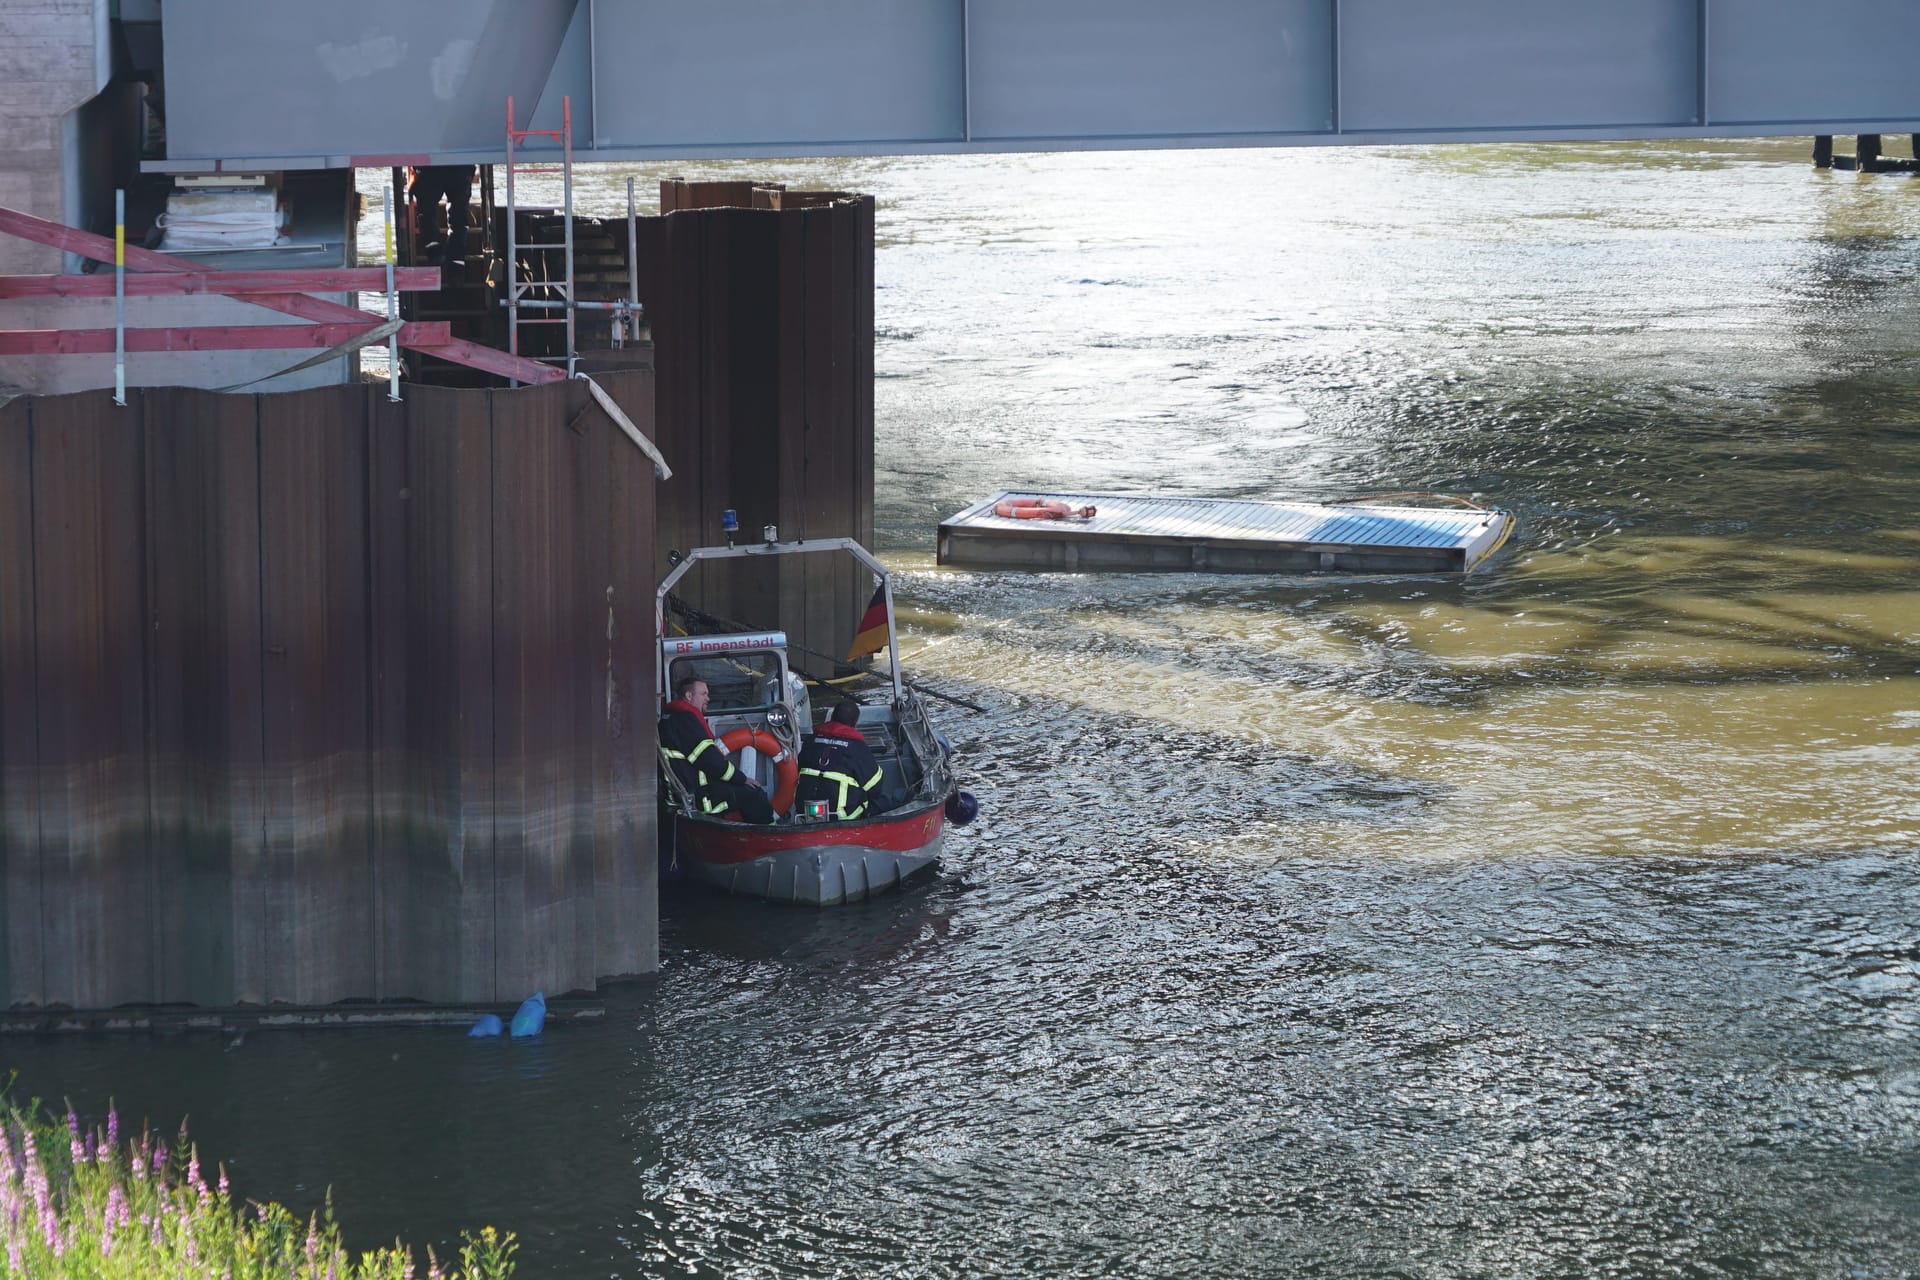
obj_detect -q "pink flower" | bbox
[20,1130,49,1213]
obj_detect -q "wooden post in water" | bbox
[1812,135,1833,169]
[1858,134,1883,172]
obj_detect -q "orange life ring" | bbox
[992,498,1097,520]
[720,726,797,816]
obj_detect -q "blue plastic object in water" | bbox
[510,992,547,1038]
[467,1013,503,1038]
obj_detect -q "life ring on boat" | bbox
[993,498,1097,520]
[721,726,798,816]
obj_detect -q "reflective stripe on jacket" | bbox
[795,721,884,820]
[659,702,739,808]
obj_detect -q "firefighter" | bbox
[795,697,887,821]
[659,676,774,824]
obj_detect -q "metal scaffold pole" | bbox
[113,188,125,406]
[563,95,576,376]
[382,183,401,401]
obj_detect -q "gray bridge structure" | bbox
[151,0,1920,172]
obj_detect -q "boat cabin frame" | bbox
[654,536,904,704]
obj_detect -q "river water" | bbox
[11,140,1920,1277]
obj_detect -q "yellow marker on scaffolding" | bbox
[113,188,125,406]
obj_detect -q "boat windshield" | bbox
[670,652,784,712]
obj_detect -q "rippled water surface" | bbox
[13,141,1920,1277]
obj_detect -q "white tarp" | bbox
[156,189,288,251]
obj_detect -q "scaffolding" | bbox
[503,94,576,381]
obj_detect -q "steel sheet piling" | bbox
[0,375,658,1011]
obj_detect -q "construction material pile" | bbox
[155,188,288,251]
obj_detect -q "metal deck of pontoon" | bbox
[937,492,1514,574]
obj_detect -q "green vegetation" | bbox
[0,1096,514,1279]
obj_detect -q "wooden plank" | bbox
[143,386,264,1006]
[366,385,495,1001]
[0,205,556,383]
[28,391,152,1008]
[404,337,568,385]
[0,396,38,1004]
[0,204,205,274]
[0,320,451,355]
[0,267,443,298]
[257,386,375,1004]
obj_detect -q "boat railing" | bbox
[656,746,698,816]
[894,692,953,803]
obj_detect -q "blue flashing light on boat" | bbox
[721,508,739,533]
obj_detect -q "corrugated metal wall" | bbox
[0,374,657,1011]
[637,186,875,676]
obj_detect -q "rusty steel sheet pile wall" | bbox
[0,375,657,1012]
[638,185,875,675]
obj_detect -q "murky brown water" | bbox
[9,140,1920,1278]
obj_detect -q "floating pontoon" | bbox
[937,491,1514,574]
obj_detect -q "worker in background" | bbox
[659,677,774,824]
[408,164,477,264]
[795,697,887,821]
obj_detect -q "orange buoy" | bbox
[720,727,798,816]
[992,498,1097,520]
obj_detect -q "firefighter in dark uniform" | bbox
[659,676,774,824]
[796,697,887,820]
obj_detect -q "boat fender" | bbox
[945,790,979,826]
[992,498,1097,520]
[510,992,546,1038]
[720,726,798,816]
[467,1013,503,1038]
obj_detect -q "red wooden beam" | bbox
[405,338,568,385]
[0,267,443,299]
[0,321,452,355]
[0,204,565,385]
[0,205,205,274]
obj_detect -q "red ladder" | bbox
[504,95,575,382]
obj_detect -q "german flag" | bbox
[847,584,889,661]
